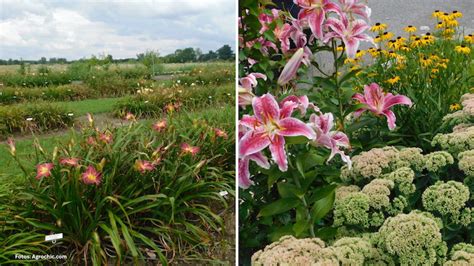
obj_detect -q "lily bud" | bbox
[6,137,16,156]
[278,48,304,85]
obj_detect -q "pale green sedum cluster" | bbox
[445,243,474,265]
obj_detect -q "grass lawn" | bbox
[56,97,126,116]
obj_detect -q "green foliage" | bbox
[0,84,94,104]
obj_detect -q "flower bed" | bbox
[2,109,234,264]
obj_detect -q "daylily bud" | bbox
[278,48,304,85]
[6,137,16,156]
[98,158,106,172]
[52,146,58,161]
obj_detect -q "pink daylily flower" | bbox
[214,128,228,139]
[124,112,136,121]
[324,14,372,58]
[60,157,80,167]
[99,132,113,144]
[36,163,54,180]
[152,120,167,132]
[338,0,371,19]
[239,93,316,171]
[134,160,155,173]
[81,165,102,185]
[353,83,413,130]
[310,113,351,167]
[181,143,200,156]
[294,0,341,39]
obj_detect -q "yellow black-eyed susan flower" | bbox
[446,19,459,27]
[344,58,357,65]
[399,45,410,52]
[368,47,381,57]
[355,50,366,58]
[374,35,382,43]
[451,10,462,18]
[386,76,400,85]
[370,22,387,32]
[387,40,397,49]
[440,12,452,21]
[387,50,397,58]
[455,45,471,54]
[436,21,445,29]
[432,10,443,18]
[449,103,461,111]
[464,34,474,44]
[337,45,344,52]
[411,37,423,47]
[420,56,433,67]
[431,68,439,74]
[381,32,394,41]
[404,25,417,33]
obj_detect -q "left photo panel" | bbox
[0,0,236,265]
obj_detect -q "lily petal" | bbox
[279,117,316,139]
[269,135,288,171]
[239,130,271,157]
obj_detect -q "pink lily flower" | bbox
[276,19,308,54]
[258,8,279,34]
[280,95,310,116]
[81,165,102,185]
[134,160,155,173]
[338,0,371,19]
[36,163,54,180]
[309,113,351,167]
[239,93,316,171]
[238,125,270,189]
[324,14,372,58]
[239,152,270,189]
[294,0,341,39]
[60,157,80,167]
[124,112,136,121]
[181,143,200,156]
[353,83,413,130]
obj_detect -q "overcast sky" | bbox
[0,0,236,60]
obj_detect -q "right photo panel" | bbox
[238,0,473,265]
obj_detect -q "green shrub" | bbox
[114,83,234,118]
[0,103,74,135]
[0,84,95,104]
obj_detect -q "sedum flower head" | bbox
[395,147,425,171]
[385,167,416,195]
[445,243,474,266]
[422,181,470,217]
[341,147,399,183]
[423,151,454,172]
[334,192,370,228]
[458,149,474,176]
[335,185,360,202]
[361,179,394,210]
[328,237,377,265]
[376,211,445,265]
[251,235,326,265]
[432,127,474,156]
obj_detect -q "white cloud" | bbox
[0,0,235,60]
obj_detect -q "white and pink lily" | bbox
[239,93,316,172]
[338,0,371,20]
[239,73,267,107]
[310,112,351,168]
[323,14,372,58]
[294,0,341,40]
[258,9,280,34]
[277,47,312,85]
[353,83,413,130]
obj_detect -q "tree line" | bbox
[0,45,234,65]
